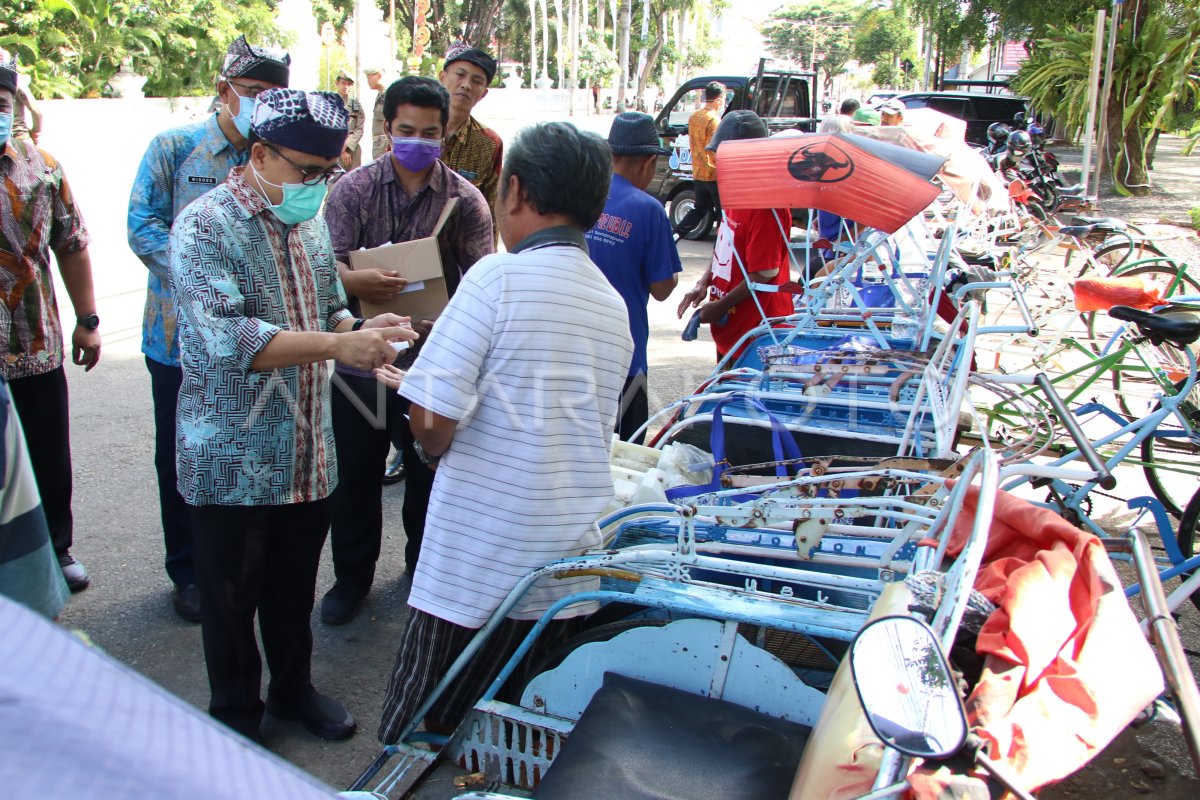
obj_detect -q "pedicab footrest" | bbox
[532,672,812,800]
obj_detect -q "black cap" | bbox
[706,110,769,152]
[443,44,497,84]
[0,52,17,94]
[608,112,669,156]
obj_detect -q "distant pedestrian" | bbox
[127,35,290,623]
[11,73,40,144]
[673,80,724,238]
[335,70,365,169]
[0,55,101,594]
[366,68,389,160]
[592,81,601,113]
[585,112,681,442]
[170,87,417,744]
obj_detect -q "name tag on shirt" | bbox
[187,176,217,185]
[455,168,479,182]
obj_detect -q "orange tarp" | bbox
[714,133,946,233]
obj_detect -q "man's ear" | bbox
[248,141,269,170]
[501,174,523,213]
[479,87,489,102]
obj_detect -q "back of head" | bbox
[705,109,768,153]
[384,76,450,127]
[704,81,724,102]
[503,122,612,230]
[839,98,860,115]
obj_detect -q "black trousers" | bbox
[675,179,721,235]
[329,372,430,587]
[146,357,194,588]
[616,372,650,445]
[9,367,72,554]
[189,499,330,737]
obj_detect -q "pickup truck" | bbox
[650,62,820,239]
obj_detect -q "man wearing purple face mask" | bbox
[322,76,492,626]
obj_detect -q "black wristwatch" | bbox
[77,313,100,331]
[412,439,439,465]
[351,318,366,331]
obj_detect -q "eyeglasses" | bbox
[265,144,346,186]
[227,80,270,100]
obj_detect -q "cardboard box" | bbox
[350,197,458,321]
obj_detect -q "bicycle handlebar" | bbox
[1033,373,1117,490]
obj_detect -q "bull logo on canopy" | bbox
[787,141,854,184]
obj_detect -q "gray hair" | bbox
[501,122,612,230]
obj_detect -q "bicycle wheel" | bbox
[1141,378,1200,518]
[1093,239,1168,273]
[1173,485,1200,612]
[1084,261,1200,347]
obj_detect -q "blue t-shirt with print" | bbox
[585,174,682,376]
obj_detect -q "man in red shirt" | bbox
[677,110,792,361]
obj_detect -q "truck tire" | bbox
[670,188,712,240]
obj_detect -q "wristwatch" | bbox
[412,439,439,466]
[77,313,100,331]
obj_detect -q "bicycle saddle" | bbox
[1057,224,1102,238]
[1056,183,1085,195]
[1070,215,1127,231]
[1109,305,1200,346]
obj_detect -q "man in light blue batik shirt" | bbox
[126,35,289,623]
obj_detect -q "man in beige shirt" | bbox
[673,80,724,238]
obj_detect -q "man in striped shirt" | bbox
[375,122,633,744]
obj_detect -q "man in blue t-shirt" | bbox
[585,112,682,442]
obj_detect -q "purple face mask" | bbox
[391,136,442,171]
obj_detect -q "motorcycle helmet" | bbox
[1027,121,1045,147]
[1007,130,1033,159]
[987,122,1011,146]
[1012,111,1027,129]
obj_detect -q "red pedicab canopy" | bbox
[714,132,948,233]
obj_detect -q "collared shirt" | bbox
[441,114,503,216]
[688,106,721,181]
[343,96,365,154]
[324,156,493,371]
[400,226,633,628]
[0,139,90,380]
[128,114,245,367]
[371,93,388,160]
[169,167,353,507]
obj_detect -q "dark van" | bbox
[887,91,1028,147]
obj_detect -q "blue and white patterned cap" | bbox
[252,89,349,159]
[222,35,290,87]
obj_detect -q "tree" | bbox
[1012,6,1200,196]
[853,6,914,89]
[616,0,632,110]
[761,0,857,92]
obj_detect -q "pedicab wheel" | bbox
[1094,239,1168,273]
[670,188,713,240]
[1140,378,1200,519]
[1171,486,1200,612]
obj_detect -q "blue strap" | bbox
[665,392,803,501]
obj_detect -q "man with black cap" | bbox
[438,44,503,222]
[0,53,100,595]
[585,112,680,442]
[335,69,365,169]
[676,110,793,362]
[170,88,418,744]
[127,35,290,624]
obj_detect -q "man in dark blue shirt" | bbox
[585,112,681,442]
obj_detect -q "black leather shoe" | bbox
[172,583,201,623]
[57,552,90,592]
[382,452,406,485]
[266,687,356,741]
[320,582,366,626]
